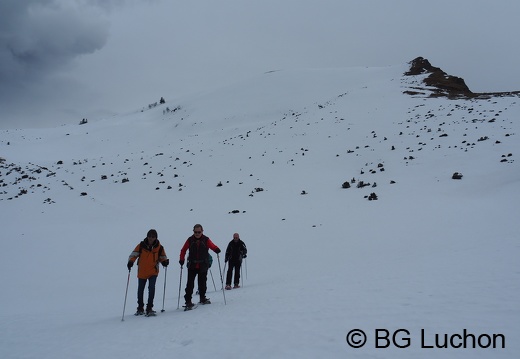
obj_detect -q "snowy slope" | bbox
[1,61,519,359]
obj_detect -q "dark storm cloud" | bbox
[0,0,109,81]
[0,0,113,127]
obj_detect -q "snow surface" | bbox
[1,63,519,359]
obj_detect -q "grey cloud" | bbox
[0,0,112,128]
[0,0,110,80]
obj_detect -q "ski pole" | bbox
[217,254,226,305]
[161,266,167,312]
[222,261,227,290]
[209,269,217,292]
[241,265,244,287]
[177,265,183,309]
[245,258,248,280]
[121,269,131,321]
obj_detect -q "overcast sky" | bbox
[1,0,519,129]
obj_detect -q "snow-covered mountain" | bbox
[1,58,519,359]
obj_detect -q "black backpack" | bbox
[137,240,164,265]
[187,236,210,269]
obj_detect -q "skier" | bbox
[225,233,247,289]
[179,224,221,308]
[127,229,169,316]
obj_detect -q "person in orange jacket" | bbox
[127,229,169,315]
[179,224,220,308]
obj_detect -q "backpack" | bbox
[136,240,164,265]
[187,236,210,269]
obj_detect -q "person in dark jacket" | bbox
[179,224,221,307]
[127,229,169,316]
[225,232,247,289]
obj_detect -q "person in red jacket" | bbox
[127,229,169,316]
[179,224,221,308]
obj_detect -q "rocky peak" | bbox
[405,57,472,98]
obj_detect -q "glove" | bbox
[215,248,221,254]
[127,261,133,270]
[179,259,185,266]
[243,254,247,259]
[162,259,169,267]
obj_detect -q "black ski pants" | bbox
[137,275,157,309]
[226,260,241,286]
[184,268,208,303]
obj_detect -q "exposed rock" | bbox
[404,57,520,99]
[405,57,471,98]
[452,172,463,180]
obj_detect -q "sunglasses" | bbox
[194,231,202,234]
